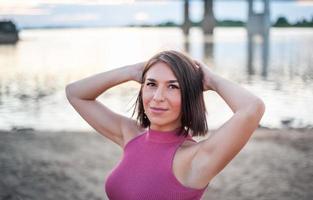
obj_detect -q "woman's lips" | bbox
[150,107,168,114]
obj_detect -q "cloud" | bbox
[0,0,136,6]
[296,0,313,6]
[0,7,50,15]
[51,13,100,22]
[134,12,149,22]
[0,0,137,17]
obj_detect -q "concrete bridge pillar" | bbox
[182,0,192,35]
[247,0,270,35]
[182,0,215,35]
[202,0,215,35]
[246,0,270,77]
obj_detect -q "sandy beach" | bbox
[0,128,312,200]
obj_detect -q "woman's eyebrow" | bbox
[147,78,178,83]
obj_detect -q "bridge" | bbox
[182,0,273,35]
[177,0,311,78]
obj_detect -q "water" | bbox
[0,27,312,132]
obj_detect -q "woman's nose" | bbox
[153,87,165,102]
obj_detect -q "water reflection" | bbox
[183,32,214,67]
[0,27,312,131]
[183,28,269,78]
[247,32,270,78]
[182,27,312,129]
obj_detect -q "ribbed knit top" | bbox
[104,128,208,200]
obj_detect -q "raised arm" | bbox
[65,62,145,147]
[190,60,265,186]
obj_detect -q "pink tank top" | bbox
[104,128,208,200]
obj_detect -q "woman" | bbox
[65,50,265,200]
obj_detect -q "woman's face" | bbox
[142,62,182,131]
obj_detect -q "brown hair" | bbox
[133,50,208,137]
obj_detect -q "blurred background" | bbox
[0,0,312,200]
[0,0,312,131]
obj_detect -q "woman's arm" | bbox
[66,63,144,100]
[65,62,145,147]
[190,61,265,186]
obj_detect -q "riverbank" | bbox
[0,128,312,200]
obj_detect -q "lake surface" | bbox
[0,27,312,131]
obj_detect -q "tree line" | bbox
[134,16,313,28]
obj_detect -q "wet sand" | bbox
[0,128,312,200]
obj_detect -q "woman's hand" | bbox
[194,60,216,91]
[131,61,147,83]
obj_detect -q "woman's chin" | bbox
[149,120,166,127]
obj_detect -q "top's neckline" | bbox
[146,127,189,143]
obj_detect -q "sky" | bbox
[0,0,313,28]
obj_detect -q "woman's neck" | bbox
[149,124,181,132]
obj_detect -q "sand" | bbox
[0,128,312,200]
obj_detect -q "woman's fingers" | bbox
[193,60,201,68]
[193,59,215,91]
[193,60,207,69]
[131,61,146,83]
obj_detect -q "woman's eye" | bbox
[169,85,179,89]
[146,82,156,87]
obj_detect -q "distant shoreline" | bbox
[18,25,313,31]
[17,16,313,30]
